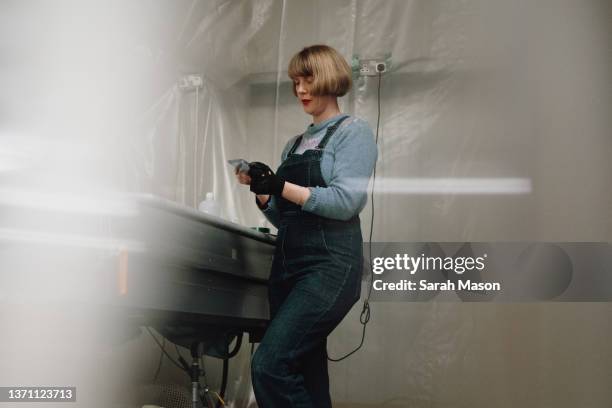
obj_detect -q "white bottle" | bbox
[198,192,220,217]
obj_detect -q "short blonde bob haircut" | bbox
[288,44,352,97]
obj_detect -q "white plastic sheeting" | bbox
[1,0,612,407]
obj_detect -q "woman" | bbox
[235,44,377,407]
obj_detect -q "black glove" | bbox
[248,162,285,195]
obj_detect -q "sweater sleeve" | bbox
[301,119,378,220]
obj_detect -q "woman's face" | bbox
[294,75,334,117]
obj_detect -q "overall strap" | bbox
[316,115,349,150]
[287,135,304,155]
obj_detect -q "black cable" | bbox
[152,336,165,382]
[329,71,382,362]
[174,343,183,361]
[145,327,188,372]
[218,357,229,404]
[174,343,191,372]
[212,335,236,407]
[147,331,229,406]
[226,333,243,358]
[366,70,383,302]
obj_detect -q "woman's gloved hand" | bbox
[248,162,285,195]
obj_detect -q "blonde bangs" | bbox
[288,45,352,97]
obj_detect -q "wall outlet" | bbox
[359,59,388,76]
[178,74,203,90]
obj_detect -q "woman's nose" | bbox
[296,83,306,95]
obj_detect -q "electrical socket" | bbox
[359,59,387,76]
[178,74,203,90]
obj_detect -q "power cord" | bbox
[153,335,166,382]
[146,327,187,372]
[329,71,382,361]
[147,327,235,407]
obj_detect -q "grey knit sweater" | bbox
[259,113,378,227]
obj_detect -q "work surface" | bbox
[0,192,276,338]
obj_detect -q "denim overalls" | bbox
[251,116,363,407]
